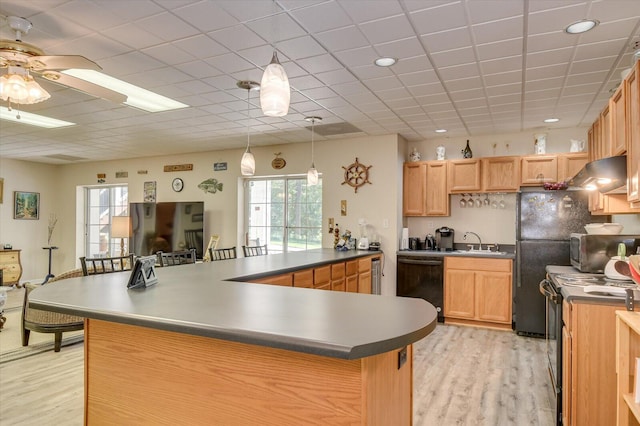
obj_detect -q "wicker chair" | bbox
[21,269,85,352]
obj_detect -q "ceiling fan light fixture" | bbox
[565,19,599,34]
[0,69,50,104]
[260,51,290,117]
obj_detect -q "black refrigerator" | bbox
[515,189,608,336]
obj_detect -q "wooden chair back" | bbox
[242,245,268,257]
[209,247,237,261]
[157,249,196,267]
[80,254,135,276]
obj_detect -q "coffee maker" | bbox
[435,227,454,251]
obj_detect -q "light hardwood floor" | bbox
[0,324,554,425]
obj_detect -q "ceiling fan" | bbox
[0,15,126,104]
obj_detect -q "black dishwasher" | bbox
[396,254,444,322]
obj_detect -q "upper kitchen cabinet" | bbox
[626,60,640,207]
[425,161,449,216]
[520,155,558,186]
[448,159,481,193]
[403,161,449,217]
[482,156,520,192]
[610,82,627,156]
[403,162,427,216]
[558,153,588,183]
[600,103,612,158]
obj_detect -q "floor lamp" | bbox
[111,216,130,257]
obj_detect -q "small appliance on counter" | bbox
[425,234,436,250]
[435,227,454,251]
[408,237,421,250]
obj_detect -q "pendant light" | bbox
[305,116,322,186]
[237,80,260,176]
[260,51,290,117]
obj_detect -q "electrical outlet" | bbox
[340,200,347,216]
[383,218,389,228]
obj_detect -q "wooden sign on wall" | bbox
[164,164,193,172]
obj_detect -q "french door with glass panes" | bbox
[245,177,322,254]
[85,185,128,258]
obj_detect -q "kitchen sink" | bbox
[452,250,508,256]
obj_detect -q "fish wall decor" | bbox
[198,178,223,194]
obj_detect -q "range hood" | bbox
[569,155,627,194]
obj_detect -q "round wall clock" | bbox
[341,157,372,193]
[172,177,184,192]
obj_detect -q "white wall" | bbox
[1,134,402,294]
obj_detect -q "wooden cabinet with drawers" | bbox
[520,155,558,186]
[0,249,22,286]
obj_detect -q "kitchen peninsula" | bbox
[29,249,437,425]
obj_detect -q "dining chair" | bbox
[209,247,237,261]
[21,268,85,352]
[157,249,196,266]
[242,245,268,257]
[80,254,135,276]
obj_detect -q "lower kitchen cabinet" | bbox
[358,257,372,294]
[346,260,358,293]
[615,311,640,426]
[256,273,292,286]
[331,263,345,291]
[444,257,512,328]
[314,265,331,290]
[563,301,619,426]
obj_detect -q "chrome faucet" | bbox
[463,232,482,251]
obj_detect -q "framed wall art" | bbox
[144,181,157,203]
[14,191,40,220]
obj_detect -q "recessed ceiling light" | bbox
[544,118,560,123]
[374,57,397,67]
[435,129,447,133]
[0,106,75,128]
[62,69,189,112]
[565,19,599,34]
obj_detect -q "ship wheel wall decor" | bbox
[342,157,372,193]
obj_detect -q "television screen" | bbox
[130,202,204,259]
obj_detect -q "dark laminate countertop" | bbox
[397,249,515,260]
[30,249,437,360]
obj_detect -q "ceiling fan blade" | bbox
[29,55,102,71]
[41,72,127,104]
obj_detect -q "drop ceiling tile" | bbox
[565,70,609,86]
[289,75,326,90]
[580,18,640,44]
[526,31,578,53]
[570,56,618,74]
[205,52,256,74]
[526,63,569,80]
[171,1,239,32]
[525,88,561,100]
[573,38,629,62]
[277,36,328,60]
[408,83,447,97]
[397,70,439,87]
[376,86,412,101]
[471,16,523,45]
[100,51,165,75]
[525,76,565,91]
[477,38,523,61]
[339,0,404,23]
[358,14,415,45]
[374,37,425,59]
[480,55,523,74]
[173,35,230,60]
[208,25,267,52]
[488,93,522,105]
[315,26,370,52]
[141,43,196,65]
[430,46,476,68]
[466,1,524,24]
[247,12,308,43]
[484,70,522,86]
[335,46,379,68]
[526,47,574,68]
[290,1,353,33]
[52,1,128,31]
[362,75,404,91]
[136,11,200,41]
[445,76,483,92]
[421,27,472,53]
[454,97,488,109]
[102,23,166,50]
[486,83,522,97]
[390,55,434,74]
[314,68,359,85]
[410,2,467,35]
[438,62,481,80]
[57,32,132,62]
[562,82,603,96]
[351,64,394,80]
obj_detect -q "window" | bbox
[85,185,128,257]
[245,177,322,254]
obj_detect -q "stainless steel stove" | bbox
[552,273,637,289]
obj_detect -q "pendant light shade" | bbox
[237,80,260,176]
[260,52,290,117]
[305,116,322,186]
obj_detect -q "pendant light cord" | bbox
[246,87,250,151]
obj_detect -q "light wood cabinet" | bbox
[402,162,426,216]
[331,263,345,291]
[425,161,449,216]
[402,161,449,217]
[293,269,313,288]
[0,249,22,285]
[314,265,331,290]
[563,301,620,425]
[562,301,572,426]
[481,156,520,192]
[346,260,358,293]
[558,153,588,183]
[615,311,640,426]
[520,155,558,185]
[627,60,640,207]
[358,257,372,294]
[611,82,627,156]
[448,159,481,193]
[601,103,612,158]
[258,273,292,286]
[443,257,512,329]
